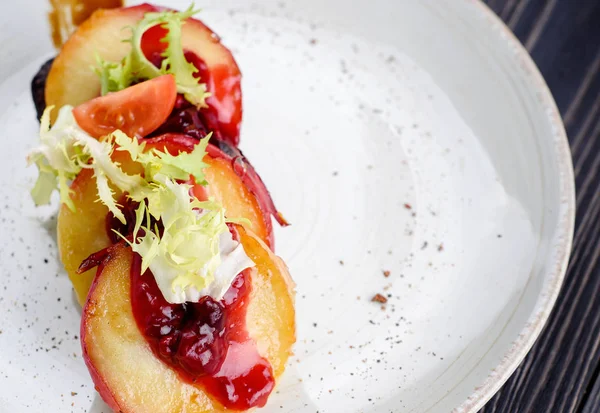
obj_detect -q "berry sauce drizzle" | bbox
[129,247,275,410]
[100,192,276,409]
[142,24,241,146]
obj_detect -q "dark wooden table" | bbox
[480,1,600,412]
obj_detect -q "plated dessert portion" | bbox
[28,4,295,412]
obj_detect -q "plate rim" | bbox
[451,1,576,412]
[0,0,576,411]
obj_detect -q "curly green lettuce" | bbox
[123,177,230,295]
[27,105,144,222]
[95,4,209,107]
[28,105,252,303]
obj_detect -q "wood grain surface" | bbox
[480,1,600,412]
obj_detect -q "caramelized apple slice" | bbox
[59,137,271,305]
[238,226,296,380]
[57,168,112,305]
[45,4,242,144]
[81,229,295,412]
[144,134,275,245]
[46,5,152,115]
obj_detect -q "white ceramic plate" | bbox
[0,0,574,412]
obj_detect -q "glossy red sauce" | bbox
[141,24,241,146]
[185,51,242,144]
[98,159,275,409]
[129,251,275,409]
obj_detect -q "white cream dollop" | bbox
[151,229,255,304]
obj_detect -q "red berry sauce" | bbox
[129,247,275,410]
[141,23,242,146]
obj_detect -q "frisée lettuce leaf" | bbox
[27,105,143,222]
[118,177,232,302]
[95,4,209,107]
[27,105,253,304]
